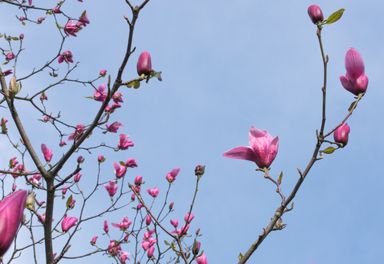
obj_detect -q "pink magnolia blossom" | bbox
[0,190,28,257]
[61,216,78,232]
[308,5,323,24]
[112,216,132,231]
[58,50,73,64]
[93,84,107,102]
[166,167,180,183]
[5,52,15,61]
[41,144,53,162]
[137,51,152,75]
[114,162,127,178]
[147,187,159,198]
[223,126,279,169]
[106,121,122,133]
[64,20,81,36]
[340,48,368,95]
[90,236,98,245]
[333,123,350,147]
[104,180,118,197]
[59,140,66,147]
[196,253,208,264]
[28,0,32,5]
[118,134,134,150]
[78,11,90,26]
[125,158,138,168]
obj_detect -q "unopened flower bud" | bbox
[333,123,350,147]
[192,240,201,255]
[308,5,324,24]
[195,165,205,177]
[137,51,152,76]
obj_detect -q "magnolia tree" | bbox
[0,1,368,264]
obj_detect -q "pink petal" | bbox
[223,146,256,162]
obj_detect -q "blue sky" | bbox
[1,0,383,263]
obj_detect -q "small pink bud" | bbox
[192,240,201,255]
[62,187,68,195]
[98,155,105,163]
[37,17,45,24]
[145,215,152,226]
[90,236,98,245]
[52,6,61,14]
[170,219,178,228]
[41,144,53,162]
[137,51,152,75]
[74,172,82,183]
[307,5,324,24]
[134,175,143,186]
[333,123,350,147]
[169,201,174,210]
[77,155,84,163]
[5,52,15,61]
[19,34,24,40]
[99,69,107,76]
[103,220,109,233]
[184,212,194,223]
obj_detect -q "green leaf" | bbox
[322,146,336,154]
[150,71,162,81]
[348,100,357,112]
[126,80,140,89]
[325,8,345,24]
[164,240,170,246]
[277,171,283,185]
[238,253,244,261]
[66,195,73,209]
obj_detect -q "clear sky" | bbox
[0,0,383,263]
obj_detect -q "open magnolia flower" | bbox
[223,126,279,169]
